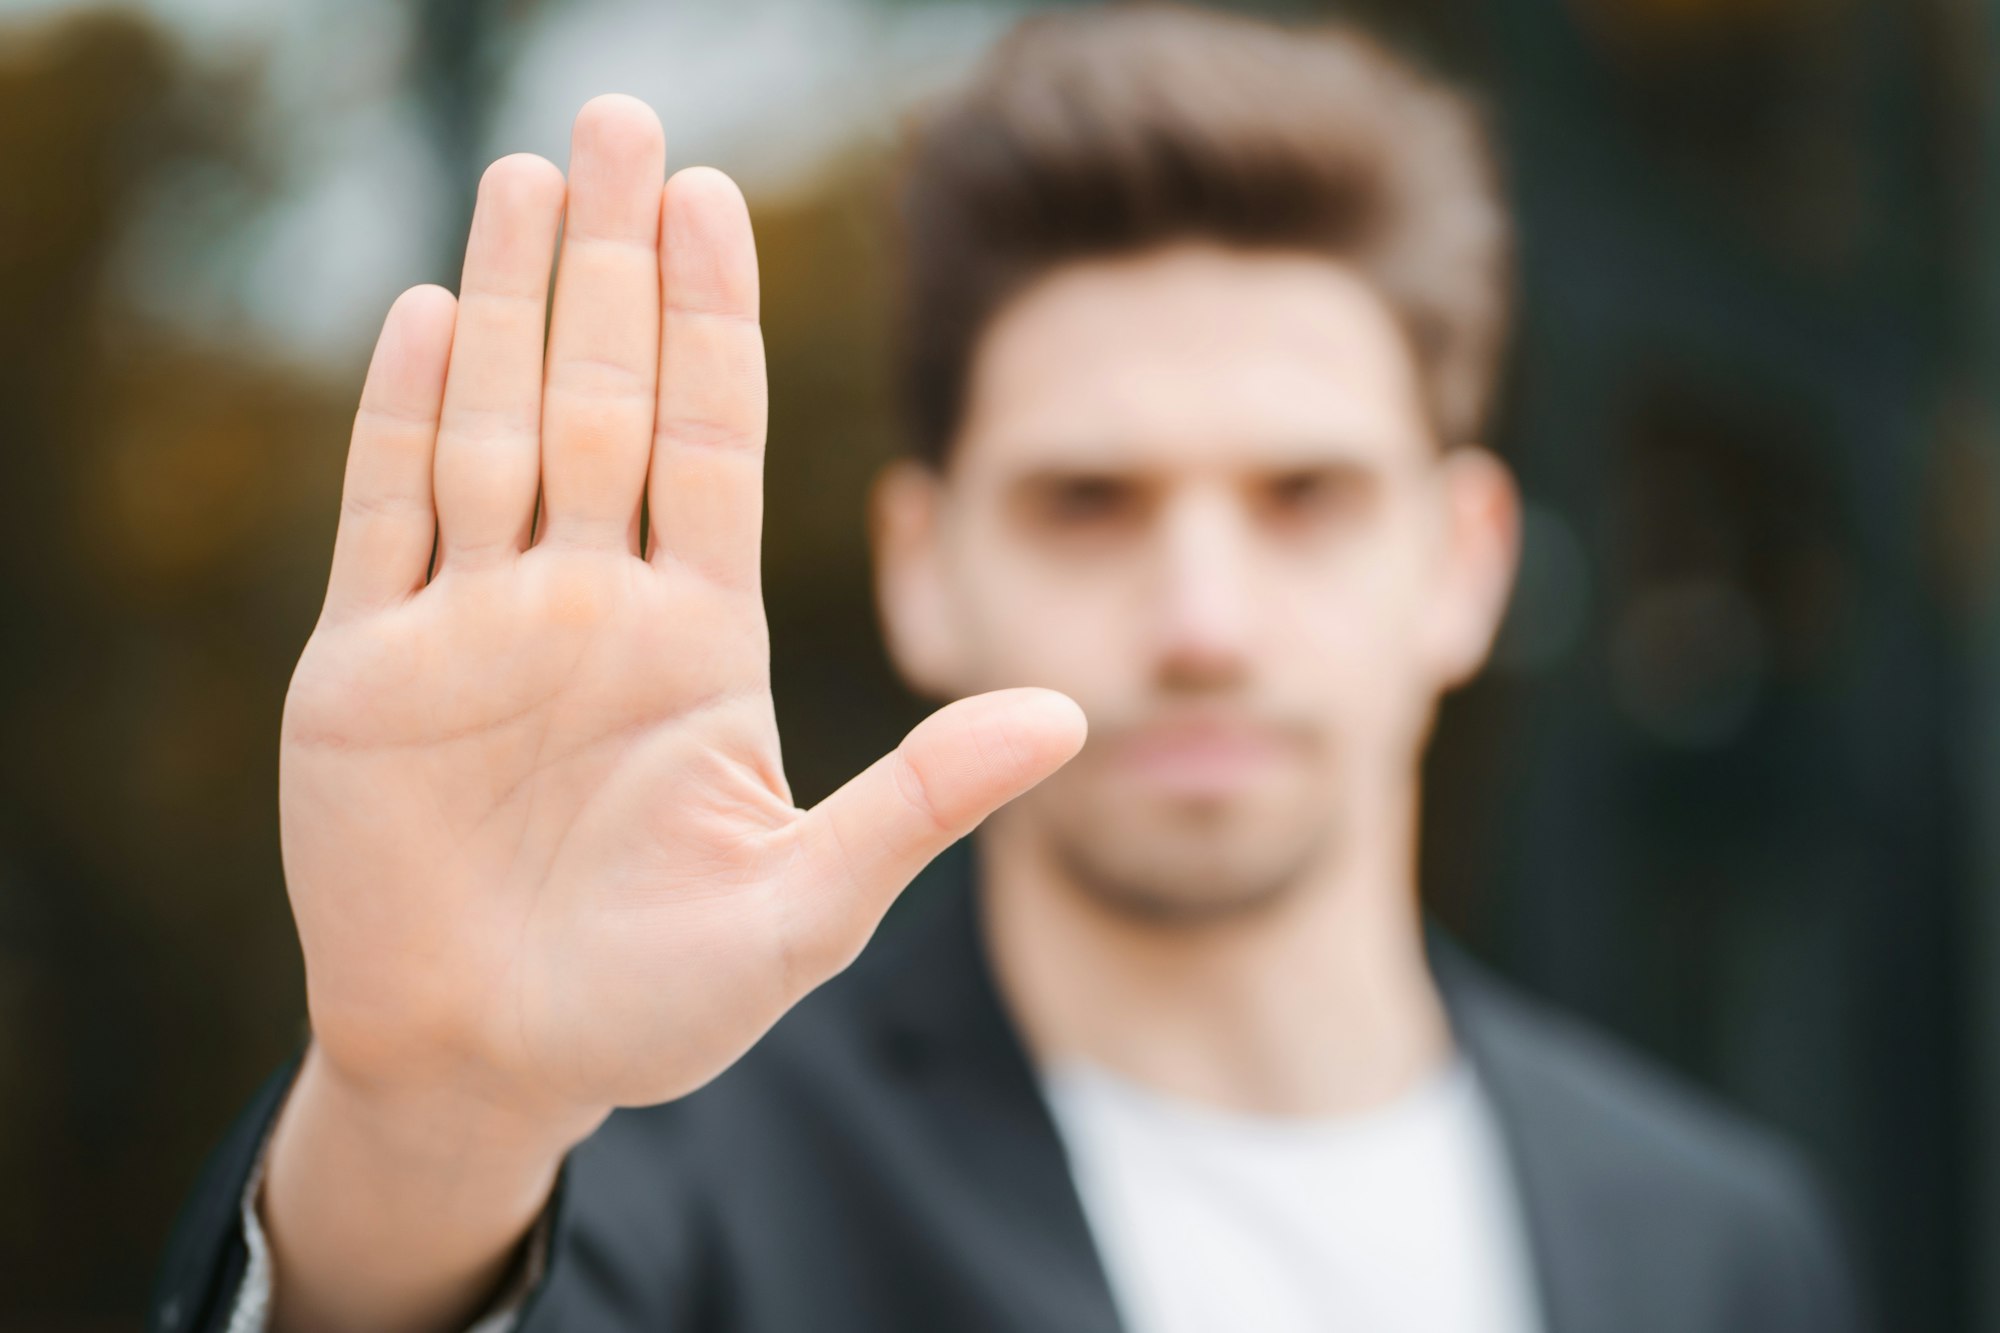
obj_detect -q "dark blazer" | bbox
[152,846,1865,1333]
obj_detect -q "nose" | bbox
[1153,487,1254,688]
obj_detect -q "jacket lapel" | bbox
[864,844,1129,1333]
[1431,932,1644,1333]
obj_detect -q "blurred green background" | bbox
[0,0,1994,1327]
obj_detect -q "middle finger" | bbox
[538,94,667,552]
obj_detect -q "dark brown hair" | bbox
[894,2,1510,465]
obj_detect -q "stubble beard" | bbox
[1036,792,1338,927]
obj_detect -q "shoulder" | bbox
[1437,941,1863,1328]
[1481,963,1811,1195]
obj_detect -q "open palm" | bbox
[279,96,1082,1129]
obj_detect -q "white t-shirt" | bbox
[1041,1056,1545,1333]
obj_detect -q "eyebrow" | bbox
[996,444,1389,481]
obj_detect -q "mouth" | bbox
[1109,717,1292,799]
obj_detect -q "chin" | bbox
[1046,812,1332,927]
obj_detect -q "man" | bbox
[151,6,1863,1332]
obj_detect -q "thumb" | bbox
[783,687,1086,976]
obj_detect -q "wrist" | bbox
[259,1046,589,1333]
[279,1043,601,1214]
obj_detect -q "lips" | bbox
[1111,719,1288,797]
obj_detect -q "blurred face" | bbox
[875,243,1517,921]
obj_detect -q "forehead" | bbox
[952,242,1433,477]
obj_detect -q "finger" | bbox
[432,153,565,571]
[539,95,667,552]
[646,166,767,588]
[786,689,1087,974]
[322,284,457,622]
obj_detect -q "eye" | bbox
[1041,475,1138,525]
[1269,471,1329,508]
[1262,467,1369,523]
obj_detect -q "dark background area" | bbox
[1,0,1994,1328]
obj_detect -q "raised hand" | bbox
[277,95,1084,1146]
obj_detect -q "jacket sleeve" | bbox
[147,1056,301,1333]
[510,1104,712,1330]
[145,1056,564,1333]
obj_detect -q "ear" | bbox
[1424,447,1521,689]
[870,459,967,699]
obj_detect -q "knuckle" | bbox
[546,353,652,403]
[437,403,538,443]
[890,748,956,837]
[340,490,429,524]
[655,414,756,452]
[355,401,439,433]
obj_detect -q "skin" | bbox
[873,246,1520,1115]
[259,95,1519,1331]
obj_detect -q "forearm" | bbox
[259,1045,594,1333]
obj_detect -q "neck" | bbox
[981,782,1451,1118]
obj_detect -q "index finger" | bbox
[644,166,767,589]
